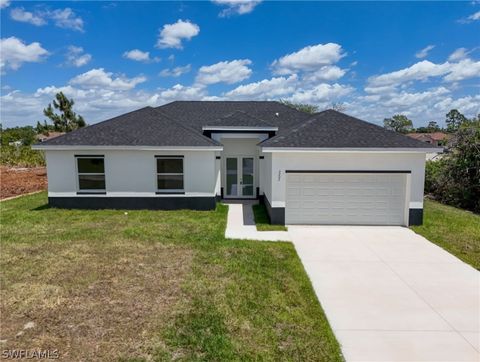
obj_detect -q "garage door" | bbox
[285,172,407,225]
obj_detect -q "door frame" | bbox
[223,155,256,199]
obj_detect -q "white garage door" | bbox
[286,173,407,225]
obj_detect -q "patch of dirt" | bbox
[0,241,193,361]
[0,166,47,199]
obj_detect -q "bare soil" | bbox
[0,166,47,200]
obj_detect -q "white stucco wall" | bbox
[45,149,217,197]
[261,152,272,201]
[269,151,426,209]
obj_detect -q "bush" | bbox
[425,121,480,213]
[0,146,45,167]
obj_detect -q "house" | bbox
[406,132,450,161]
[406,132,450,147]
[36,132,66,143]
[32,101,441,226]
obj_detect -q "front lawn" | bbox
[0,193,342,361]
[412,199,480,270]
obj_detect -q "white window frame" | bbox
[76,155,106,193]
[155,156,184,194]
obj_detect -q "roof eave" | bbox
[261,147,444,153]
[32,145,223,151]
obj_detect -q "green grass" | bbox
[0,192,342,361]
[252,203,288,231]
[412,199,480,270]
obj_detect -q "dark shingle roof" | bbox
[260,110,437,149]
[38,102,436,149]
[204,110,275,128]
[39,106,220,147]
[158,101,311,131]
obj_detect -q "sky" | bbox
[1,0,479,128]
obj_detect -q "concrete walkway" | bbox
[290,225,480,362]
[223,200,291,241]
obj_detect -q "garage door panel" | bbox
[286,173,407,225]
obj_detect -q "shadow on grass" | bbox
[31,204,51,211]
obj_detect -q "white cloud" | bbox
[368,59,480,87]
[415,45,435,59]
[159,64,191,77]
[469,11,480,20]
[10,8,46,26]
[443,58,480,82]
[156,19,200,49]
[287,83,353,105]
[159,84,207,101]
[196,59,252,85]
[0,0,11,9]
[49,8,84,32]
[69,68,146,91]
[448,47,469,61]
[123,49,160,63]
[225,75,298,99]
[0,37,49,72]
[64,46,91,67]
[8,7,84,32]
[272,43,346,75]
[302,65,346,83]
[212,0,262,17]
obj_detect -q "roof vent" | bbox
[275,112,279,117]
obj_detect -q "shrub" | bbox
[0,146,45,167]
[426,121,480,213]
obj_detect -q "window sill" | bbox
[155,191,185,195]
[77,191,107,195]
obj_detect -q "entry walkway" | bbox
[223,200,291,241]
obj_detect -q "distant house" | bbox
[36,132,66,143]
[406,132,450,147]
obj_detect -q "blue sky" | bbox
[1,1,479,128]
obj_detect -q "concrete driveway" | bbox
[289,226,480,362]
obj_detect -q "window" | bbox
[76,156,105,192]
[156,156,184,193]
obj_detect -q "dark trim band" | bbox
[259,156,265,159]
[215,156,221,159]
[49,196,216,210]
[285,170,412,174]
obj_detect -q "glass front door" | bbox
[225,156,254,197]
[241,157,254,197]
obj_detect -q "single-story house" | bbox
[36,131,66,143]
[33,101,441,226]
[406,132,450,147]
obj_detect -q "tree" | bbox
[1,125,36,146]
[445,109,467,133]
[427,121,440,133]
[432,119,480,212]
[35,120,55,135]
[329,102,346,112]
[279,100,318,114]
[383,114,413,134]
[43,92,86,132]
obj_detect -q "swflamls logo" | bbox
[1,349,59,359]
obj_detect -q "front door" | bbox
[225,156,254,198]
